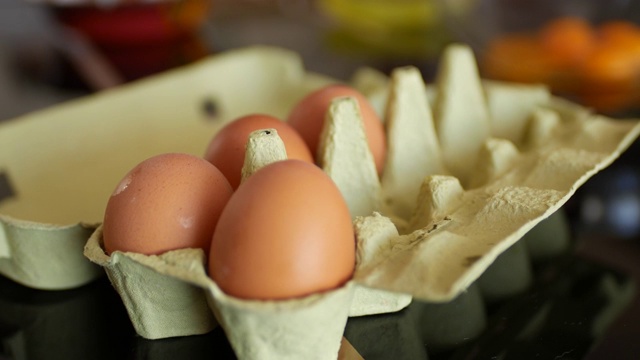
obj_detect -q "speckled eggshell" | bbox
[103,153,233,255]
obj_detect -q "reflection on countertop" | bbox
[0,233,636,359]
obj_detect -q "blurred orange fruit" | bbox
[482,17,640,113]
[483,33,555,84]
[539,16,596,68]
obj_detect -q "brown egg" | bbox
[204,114,314,190]
[103,153,233,255]
[209,159,355,300]
[286,84,387,174]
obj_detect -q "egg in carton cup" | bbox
[2,42,640,359]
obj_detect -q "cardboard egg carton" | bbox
[1,44,639,359]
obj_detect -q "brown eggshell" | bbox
[204,114,314,189]
[209,159,355,300]
[103,153,233,255]
[286,84,387,174]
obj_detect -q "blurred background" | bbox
[5,0,640,120]
[0,0,454,121]
[3,0,640,358]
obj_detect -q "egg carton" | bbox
[1,45,639,359]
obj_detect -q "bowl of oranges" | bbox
[440,0,640,115]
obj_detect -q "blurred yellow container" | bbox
[318,0,450,57]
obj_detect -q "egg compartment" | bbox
[84,227,216,339]
[0,46,334,291]
[0,216,101,290]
